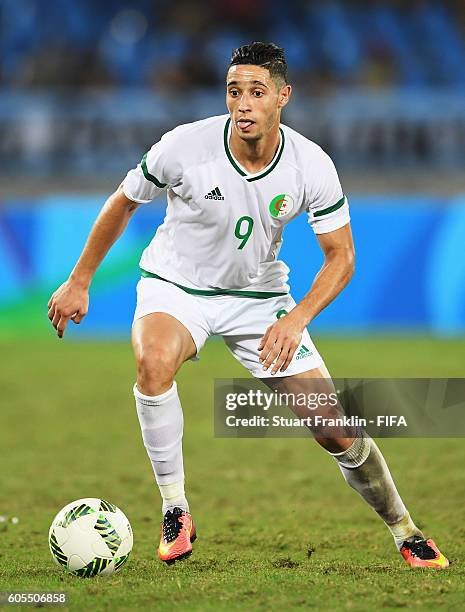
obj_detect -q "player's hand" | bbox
[47,279,89,338]
[258,310,307,375]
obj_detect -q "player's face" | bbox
[226,65,291,141]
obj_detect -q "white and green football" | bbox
[48,498,133,577]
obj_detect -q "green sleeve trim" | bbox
[140,269,288,299]
[313,195,346,218]
[141,153,167,188]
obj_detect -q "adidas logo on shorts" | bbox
[205,187,224,200]
[296,345,312,360]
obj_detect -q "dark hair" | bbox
[229,42,288,85]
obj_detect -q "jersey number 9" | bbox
[234,216,254,250]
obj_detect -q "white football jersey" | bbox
[123,114,349,297]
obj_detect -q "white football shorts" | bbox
[133,277,324,378]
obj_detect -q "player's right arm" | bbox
[47,185,139,338]
[48,130,181,338]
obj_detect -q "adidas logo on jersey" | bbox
[205,187,224,200]
[296,345,312,360]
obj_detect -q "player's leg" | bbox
[220,294,448,568]
[264,367,449,568]
[263,369,413,531]
[131,278,209,563]
[132,312,198,563]
[132,311,196,512]
[133,311,196,395]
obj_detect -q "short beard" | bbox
[240,112,278,143]
[238,131,262,143]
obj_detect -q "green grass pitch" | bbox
[1,336,465,610]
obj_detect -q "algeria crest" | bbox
[269,194,294,219]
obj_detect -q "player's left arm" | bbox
[296,222,355,323]
[259,222,354,374]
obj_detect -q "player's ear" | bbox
[278,84,292,109]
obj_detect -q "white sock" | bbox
[387,512,423,550]
[134,382,189,515]
[330,434,423,549]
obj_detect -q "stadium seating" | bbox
[2,0,465,90]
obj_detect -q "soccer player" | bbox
[48,42,448,569]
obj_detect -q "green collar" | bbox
[223,117,285,182]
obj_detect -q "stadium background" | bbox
[1,1,465,610]
[2,0,465,335]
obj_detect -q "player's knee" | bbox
[136,345,177,395]
[314,436,355,453]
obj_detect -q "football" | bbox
[48,498,133,577]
